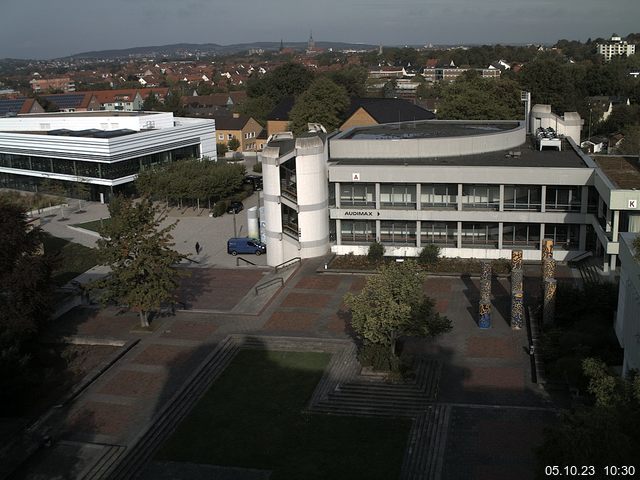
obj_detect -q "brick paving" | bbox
[17,257,571,479]
[97,370,166,398]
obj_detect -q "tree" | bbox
[90,196,185,327]
[142,92,161,111]
[619,125,640,155]
[437,72,523,120]
[237,94,275,124]
[228,137,241,152]
[344,261,452,359]
[0,201,55,412]
[246,62,315,103]
[288,77,350,134]
[535,358,640,473]
[217,142,228,156]
[367,241,385,263]
[326,65,368,97]
[418,244,440,265]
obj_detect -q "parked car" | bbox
[227,201,244,214]
[244,175,263,191]
[227,237,266,256]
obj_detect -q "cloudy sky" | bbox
[1,0,638,59]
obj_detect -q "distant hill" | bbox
[68,41,378,59]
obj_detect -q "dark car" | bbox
[227,201,244,214]
[244,174,263,191]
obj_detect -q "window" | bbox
[380,184,416,208]
[461,223,499,248]
[546,187,581,211]
[340,183,375,208]
[421,222,457,246]
[545,224,579,250]
[218,134,224,140]
[380,221,416,245]
[227,134,233,140]
[462,185,500,210]
[504,185,542,211]
[341,220,375,244]
[502,223,540,249]
[421,184,457,209]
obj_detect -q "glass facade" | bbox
[340,220,375,244]
[546,186,581,212]
[421,184,457,209]
[461,223,499,248]
[0,145,198,181]
[340,183,375,208]
[281,204,299,238]
[462,184,500,210]
[421,221,457,247]
[545,223,580,249]
[502,223,541,249]
[279,159,297,202]
[380,184,416,209]
[380,221,416,245]
[503,185,542,211]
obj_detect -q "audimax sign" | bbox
[344,211,381,216]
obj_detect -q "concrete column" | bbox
[336,219,341,245]
[540,185,546,213]
[605,207,612,233]
[416,183,421,211]
[499,185,505,212]
[579,224,587,251]
[539,224,545,252]
[610,254,617,272]
[498,222,504,250]
[613,210,620,241]
[457,183,463,211]
[416,221,421,248]
[457,221,462,248]
[376,219,381,242]
[375,183,381,210]
[335,182,341,208]
[580,186,589,214]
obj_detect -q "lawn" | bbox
[72,217,111,234]
[155,349,411,480]
[42,234,99,286]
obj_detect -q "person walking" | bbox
[195,242,200,254]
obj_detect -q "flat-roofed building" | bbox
[260,105,640,272]
[0,111,216,202]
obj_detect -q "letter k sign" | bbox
[629,199,638,209]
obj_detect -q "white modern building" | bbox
[0,111,216,201]
[597,35,636,62]
[614,233,640,375]
[261,106,640,271]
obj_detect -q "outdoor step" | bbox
[81,444,126,480]
[109,336,241,479]
[313,403,422,418]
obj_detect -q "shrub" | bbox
[212,201,228,217]
[252,162,263,173]
[367,241,385,263]
[418,244,440,265]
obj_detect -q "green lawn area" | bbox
[42,235,99,286]
[72,218,111,234]
[155,350,411,480]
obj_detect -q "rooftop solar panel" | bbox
[0,98,27,115]
[42,94,86,110]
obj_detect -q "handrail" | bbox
[236,256,257,266]
[254,277,284,295]
[274,257,301,273]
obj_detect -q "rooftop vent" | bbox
[535,127,562,151]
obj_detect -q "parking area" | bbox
[37,191,269,269]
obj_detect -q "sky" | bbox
[1,0,639,59]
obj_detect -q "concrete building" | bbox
[260,106,640,271]
[614,233,640,375]
[0,111,216,202]
[597,35,636,62]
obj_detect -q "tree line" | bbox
[136,159,246,211]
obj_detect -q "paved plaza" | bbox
[11,253,562,479]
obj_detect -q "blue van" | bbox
[227,237,267,256]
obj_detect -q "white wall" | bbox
[615,233,640,375]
